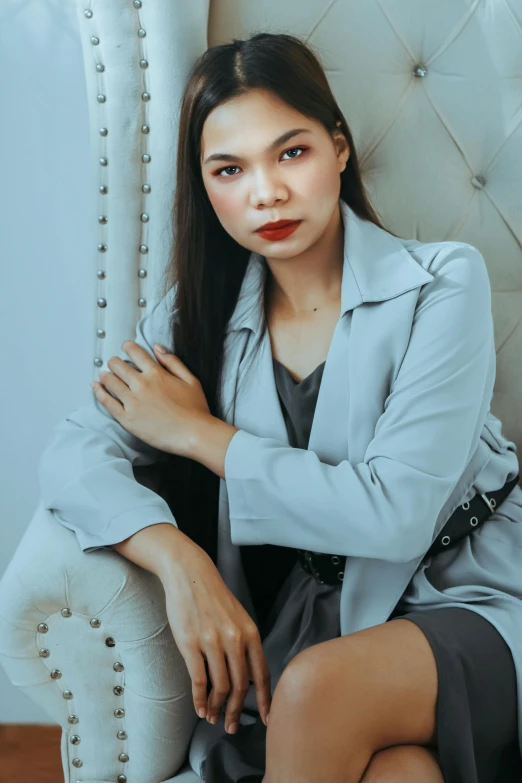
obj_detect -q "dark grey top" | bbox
[272,357,327,449]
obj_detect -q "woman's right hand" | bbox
[158,537,272,733]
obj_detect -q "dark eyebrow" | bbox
[203,128,312,165]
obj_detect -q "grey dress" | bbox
[188,357,522,783]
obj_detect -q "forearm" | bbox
[109,522,204,581]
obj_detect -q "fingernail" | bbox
[266,712,270,724]
[210,715,218,724]
[197,707,206,719]
[227,722,238,734]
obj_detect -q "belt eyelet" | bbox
[462,501,470,510]
[470,516,478,526]
[337,571,344,581]
[331,555,340,564]
[441,535,451,546]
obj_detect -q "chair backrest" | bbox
[75,0,522,454]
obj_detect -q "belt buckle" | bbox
[479,492,496,514]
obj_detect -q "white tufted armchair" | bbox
[1,1,521,781]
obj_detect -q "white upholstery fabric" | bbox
[0,0,521,781]
[0,502,200,782]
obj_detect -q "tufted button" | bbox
[117,730,127,740]
[412,64,428,77]
[37,623,48,633]
[99,157,108,166]
[99,127,108,136]
[139,244,149,254]
[63,690,73,700]
[97,329,106,338]
[142,154,151,163]
[61,608,72,618]
[138,298,147,307]
[97,298,107,308]
[39,649,50,658]
[142,92,150,101]
[138,269,147,278]
[119,752,129,762]
[98,247,107,256]
[134,0,142,7]
[72,758,83,768]
[97,94,106,103]
[50,670,62,679]
[70,735,81,745]
[141,213,149,222]
[84,9,93,18]
[138,28,146,37]
[140,59,148,69]
[114,708,125,718]
[141,124,150,134]
[98,215,108,224]
[96,63,105,73]
[117,775,127,783]
[94,357,103,367]
[105,637,116,647]
[90,618,101,628]
[68,715,79,724]
[91,36,99,45]
[114,686,124,696]
[441,535,451,546]
[471,175,486,189]
[113,662,124,672]
[99,185,108,194]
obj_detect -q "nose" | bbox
[250,169,288,209]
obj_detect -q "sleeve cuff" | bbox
[224,428,279,546]
[75,503,178,553]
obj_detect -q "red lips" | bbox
[255,220,302,241]
[256,219,299,232]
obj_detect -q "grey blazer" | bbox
[39,199,522,692]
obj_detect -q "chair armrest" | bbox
[0,502,199,783]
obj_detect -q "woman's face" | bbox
[200,89,349,259]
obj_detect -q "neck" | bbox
[265,204,344,318]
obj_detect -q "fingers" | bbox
[204,636,231,725]
[222,637,251,734]
[247,637,272,727]
[183,645,210,720]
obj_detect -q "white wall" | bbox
[0,0,95,722]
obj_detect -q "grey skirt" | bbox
[189,561,522,783]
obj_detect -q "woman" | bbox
[43,32,522,783]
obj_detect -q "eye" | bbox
[213,146,308,177]
[281,146,307,161]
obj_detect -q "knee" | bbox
[272,649,329,710]
[361,745,444,783]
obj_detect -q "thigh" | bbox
[275,616,439,750]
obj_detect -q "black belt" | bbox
[296,473,520,586]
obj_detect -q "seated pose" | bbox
[39,31,522,783]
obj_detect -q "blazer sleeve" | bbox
[223,244,496,563]
[38,285,179,553]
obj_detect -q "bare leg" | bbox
[359,745,444,783]
[261,618,440,783]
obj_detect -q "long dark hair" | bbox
[155,32,397,565]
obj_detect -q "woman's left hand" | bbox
[91,340,212,457]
